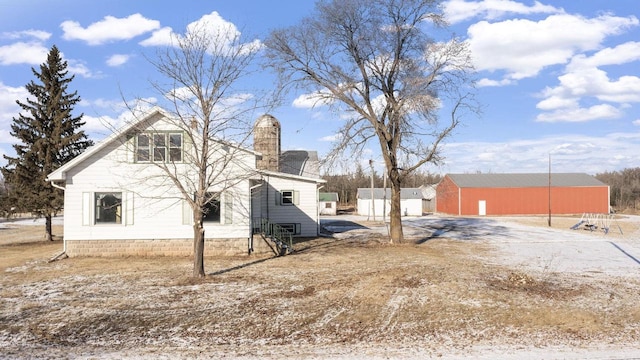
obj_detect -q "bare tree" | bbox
[131,23,265,277]
[265,0,477,242]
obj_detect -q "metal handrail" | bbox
[260,218,293,254]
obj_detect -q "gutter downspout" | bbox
[317,185,324,236]
[249,181,264,254]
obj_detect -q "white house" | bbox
[46,108,325,257]
[357,188,424,217]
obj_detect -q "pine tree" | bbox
[1,45,93,241]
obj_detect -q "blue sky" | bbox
[1,0,639,176]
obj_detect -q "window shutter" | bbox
[275,190,281,206]
[224,195,233,225]
[293,190,300,205]
[182,200,193,225]
[182,132,193,164]
[82,192,92,226]
[124,192,134,226]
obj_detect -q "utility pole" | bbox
[370,159,376,222]
[382,167,387,223]
[548,153,552,227]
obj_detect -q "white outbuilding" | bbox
[356,188,424,218]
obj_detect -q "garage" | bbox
[436,173,610,216]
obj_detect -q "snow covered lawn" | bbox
[1,214,639,359]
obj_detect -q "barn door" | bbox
[478,200,486,216]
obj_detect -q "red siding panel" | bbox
[436,176,460,215]
[458,186,609,215]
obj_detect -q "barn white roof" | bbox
[446,173,606,188]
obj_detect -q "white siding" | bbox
[62,117,255,242]
[261,175,319,237]
[357,198,422,217]
[319,201,337,216]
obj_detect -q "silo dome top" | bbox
[255,114,280,128]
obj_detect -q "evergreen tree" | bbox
[1,45,93,241]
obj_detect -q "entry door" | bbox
[478,200,486,216]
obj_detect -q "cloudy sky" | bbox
[0,0,638,175]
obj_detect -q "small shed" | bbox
[436,173,610,216]
[419,184,437,213]
[319,192,339,216]
[357,188,423,217]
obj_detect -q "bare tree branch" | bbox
[265,0,479,243]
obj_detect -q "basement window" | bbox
[277,223,301,235]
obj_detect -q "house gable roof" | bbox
[446,173,606,188]
[257,169,326,184]
[279,150,320,178]
[47,107,259,182]
[357,188,423,200]
[319,192,339,202]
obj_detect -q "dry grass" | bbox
[1,223,639,358]
[502,214,639,238]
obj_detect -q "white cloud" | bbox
[633,119,640,126]
[67,59,101,79]
[536,41,640,122]
[61,13,160,45]
[476,78,513,87]
[0,82,28,128]
[468,14,639,80]
[0,41,48,65]
[81,98,158,137]
[536,104,621,123]
[106,54,130,67]
[138,27,174,47]
[139,11,262,55]
[292,92,332,108]
[319,133,341,142]
[440,132,640,174]
[1,29,51,41]
[444,0,563,24]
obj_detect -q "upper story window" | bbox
[281,190,294,205]
[136,132,183,163]
[277,190,299,206]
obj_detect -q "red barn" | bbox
[436,173,610,216]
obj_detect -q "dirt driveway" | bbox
[323,214,640,277]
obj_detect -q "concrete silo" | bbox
[254,114,281,172]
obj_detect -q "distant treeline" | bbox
[322,164,441,206]
[596,167,640,212]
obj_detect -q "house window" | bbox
[136,132,183,163]
[278,190,299,206]
[136,134,150,161]
[325,202,332,209]
[153,134,166,161]
[169,133,182,162]
[277,223,301,235]
[95,192,122,224]
[281,190,294,205]
[203,193,221,223]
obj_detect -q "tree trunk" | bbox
[193,222,205,278]
[388,178,404,243]
[45,214,53,241]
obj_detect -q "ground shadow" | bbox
[319,219,369,233]
[609,242,640,265]
[403,217,512,244]
[208,256,274,276]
